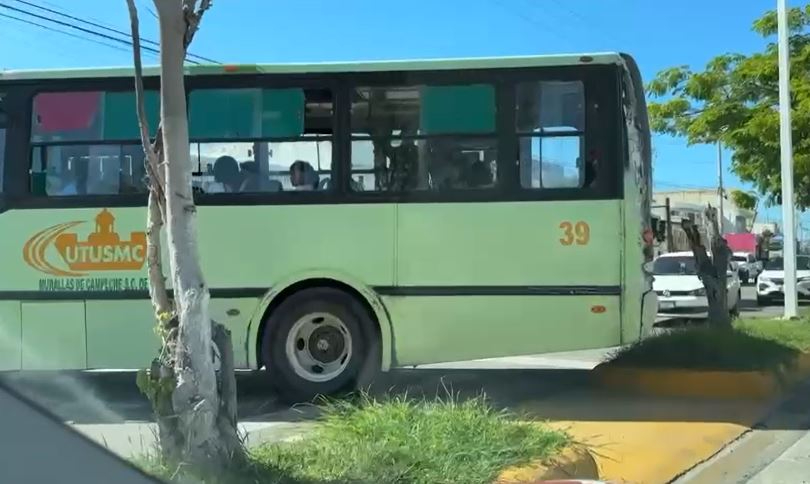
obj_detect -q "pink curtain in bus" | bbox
[33,91,100,132]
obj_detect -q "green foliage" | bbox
[252,394,570,484]
[647,3,810,208]
[730,189,758,210]
[736,317,810,351]
[135,361,176,417]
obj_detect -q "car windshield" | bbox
[653,256,697,275]
[732,256,747,262]
[765,256,810,271]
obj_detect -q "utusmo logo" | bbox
[23,209,147,277]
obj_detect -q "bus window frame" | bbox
[184,76,339,203]
[2,63,624,210]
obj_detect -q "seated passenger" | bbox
[239,161,261,192]
[290,160,319,190]
[210,155,242,193]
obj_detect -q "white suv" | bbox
[756,255,810,305]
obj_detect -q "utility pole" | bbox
[717,141,725,234]
[778,0,798,318]
[665,197,674,252]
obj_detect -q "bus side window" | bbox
[349,84,498,192]
[28,90,151,197]
[188,87,333,194]
[516,81,586,189]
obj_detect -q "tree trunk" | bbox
[127,0,243,472]
[683,205,732,328]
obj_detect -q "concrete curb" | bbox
[594,353,810,399]
[495,445,599,483]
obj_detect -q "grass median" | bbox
[606,318,810,371]
[141,394,570,484]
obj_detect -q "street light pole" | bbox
[778,0,798,318]
[717,141,724,233]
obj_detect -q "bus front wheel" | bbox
[261,287,373,402]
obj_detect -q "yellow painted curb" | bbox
[595,366,779,399]
[495,445,598,483]
[596,352,810,399]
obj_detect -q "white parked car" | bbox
[652,251,741,319]
[756,255,810,305]
[731,252,762,284]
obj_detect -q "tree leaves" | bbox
[648,3,810,208]
[730,190,758,211]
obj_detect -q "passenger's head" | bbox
[213,156,241,191]
[290,160,319,189]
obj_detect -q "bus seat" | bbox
[263,179,283,192]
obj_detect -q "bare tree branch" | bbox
[182,0,212,49]
[126,0,171,315]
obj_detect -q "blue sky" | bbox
[0,0,804,232]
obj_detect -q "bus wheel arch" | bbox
[252,277,391,395]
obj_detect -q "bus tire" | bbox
[261,287,372,402]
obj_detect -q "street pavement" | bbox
[748,430,810,484]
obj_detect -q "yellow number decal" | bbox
[575,221,590,245]
[560,221,590,246]
[559,221,574,245]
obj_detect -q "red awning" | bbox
[34,91,100,132]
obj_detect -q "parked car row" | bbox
[651,252,810,317]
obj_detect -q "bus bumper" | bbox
[640,289,658,338]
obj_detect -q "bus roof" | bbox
[0,52,626,81]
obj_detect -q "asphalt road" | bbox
[0,285,786,426]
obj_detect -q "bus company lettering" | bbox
[23,209,147,278]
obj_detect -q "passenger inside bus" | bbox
[210,155,242,193]
[290,160,319,190]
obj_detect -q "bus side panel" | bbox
[85,300,157,369]
[21,302,86,370]
[392,200,621,366]
[207,298,258,368]
[195,205,396,290]
[386,295,619,366]
[0,301,22,370]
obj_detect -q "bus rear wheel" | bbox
[262,287,372,402]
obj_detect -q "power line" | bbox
[489,0,579,51]
[11,0,219,64]
[0,11,155,59]
[0,1,177,63]
[545,0,624,48]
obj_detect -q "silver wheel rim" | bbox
[285,312,352,383]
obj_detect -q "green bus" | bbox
[0,53,657,399]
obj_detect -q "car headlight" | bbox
[690,287,706,296]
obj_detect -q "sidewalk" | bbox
[748,430,810,484]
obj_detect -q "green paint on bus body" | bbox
[0,199,627,371]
